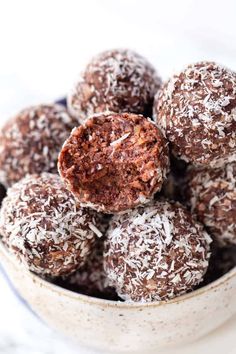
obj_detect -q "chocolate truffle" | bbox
[187,163,236,246]
[104,200,212,302]
[154,62,236,168]
[68,49,162,124]
[56,237,118,300]
[58,112,169,213]
[0,173,101,277]
[0,104,77,187]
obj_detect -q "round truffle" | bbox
[0,173,101,277]
[154,61,236,168]
[55,237,118,300]
[187,163,236,246]
[104,200,212,302]
[0,104,77,187]
[68,49,162,124]
[58,113,169,213]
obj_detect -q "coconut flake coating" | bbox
[55,237,118,300]
[0,104,78,188]
[67,49,162,124]
[58,113,169,214]
[104,200,212,302]
[187,163,236,246]
[0,173,101,277]
[153,61,236,168]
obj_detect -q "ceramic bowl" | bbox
[0,242,235,353]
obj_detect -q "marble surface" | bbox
[0,0,236,353]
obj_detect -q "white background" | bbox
[0,0,236,353]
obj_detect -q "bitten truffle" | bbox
[68,49,162,124]
[187,163,236,246]
[55,237,118,300]
[104,200,212,302]
[58,113,169,213]
[0,104,77,187]
[0,173,101,277]
[154,61,236,168]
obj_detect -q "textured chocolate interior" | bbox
[59,113,169,213]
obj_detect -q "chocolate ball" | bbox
[187,163,236,246]
[104,200,212,302]
[154,62,236,168]
[55,237,118,300]
[0,173,101,277]
[68,49,162,124]
[58,112,169,213]
[0,104,77,187]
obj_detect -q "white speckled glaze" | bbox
[0,243,235,353]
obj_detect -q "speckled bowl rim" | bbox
[1,242,235,309]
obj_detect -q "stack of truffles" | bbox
[0,49,236,303]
